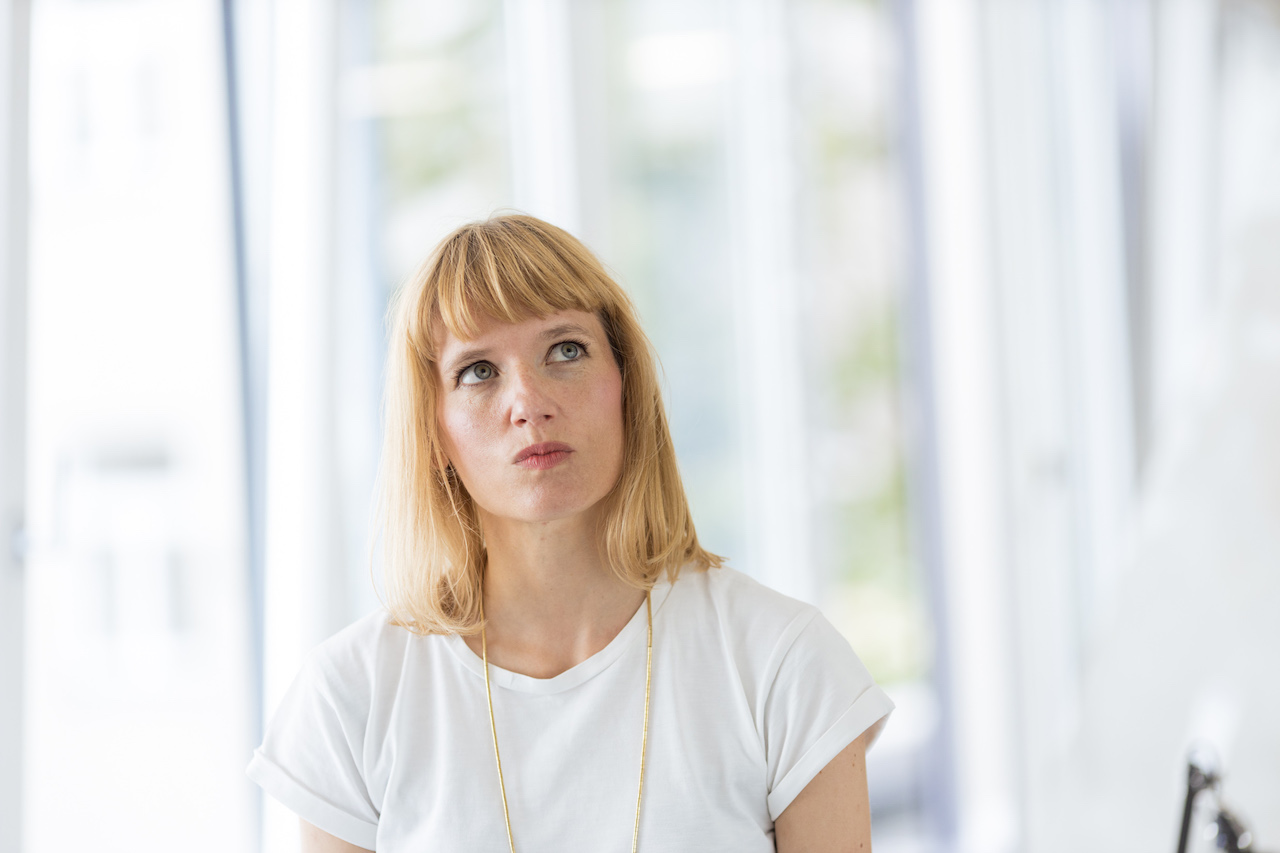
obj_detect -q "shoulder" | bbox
[298,609,418,714]
[668,565,823,652]
[311,608,408,664]
[664,566,835,703]
[666,566,884,705]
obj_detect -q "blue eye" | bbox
[460,363,495,385]
[550,341,584,362]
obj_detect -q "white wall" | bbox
[910,1,1280,850]
[0,2,29,850]
[1033,4,1280,850]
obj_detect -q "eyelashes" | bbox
[452,339,590,388]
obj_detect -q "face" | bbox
[435,308,626,528]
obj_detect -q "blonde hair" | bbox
[376,213,722,635]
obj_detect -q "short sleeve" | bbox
[761,609,895,820]
[245,649,380,850]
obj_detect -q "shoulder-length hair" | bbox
[376,213,722,635]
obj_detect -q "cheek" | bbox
[596,371,625,452]
[439,399,497,471]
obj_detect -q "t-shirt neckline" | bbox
[445,577,674,695]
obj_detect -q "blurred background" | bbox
[1,0,1279,851]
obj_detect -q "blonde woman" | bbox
[246,214,894,852]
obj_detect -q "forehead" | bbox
[433,308,603,360]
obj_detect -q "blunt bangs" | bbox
[419,217,616,362]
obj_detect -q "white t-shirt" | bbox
[246,566,894,852]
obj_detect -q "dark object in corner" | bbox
[1175,755,1265,853]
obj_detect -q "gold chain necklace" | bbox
[480,590,653,853]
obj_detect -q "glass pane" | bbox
[24,1,253,850]
[792,2,938,847]
[344,0,509,287]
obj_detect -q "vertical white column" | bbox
[0,2,27,852]
[914,0,1019,850]
[980,10,1075,847]
[1054,0,1137,639]
[979,1,1135,845]
[1148,0,1220,441]
[726,0,815,604]
[262,1,338,851]
[503,0,580,232]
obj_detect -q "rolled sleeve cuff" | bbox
[766,684,896,821]
[246,749,379,850]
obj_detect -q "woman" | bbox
[246,214,894,852]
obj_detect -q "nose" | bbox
[507,366,556,427]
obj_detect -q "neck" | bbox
[469,509,647,679]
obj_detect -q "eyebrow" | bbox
[440,322,598,374]
[538,322,596,342]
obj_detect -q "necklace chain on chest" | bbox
[480,590,653,853]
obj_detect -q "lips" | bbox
[514,441,574,466]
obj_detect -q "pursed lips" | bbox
[513,441,574,469]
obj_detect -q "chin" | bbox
[502,488,612,526]
[518,500,602,525]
